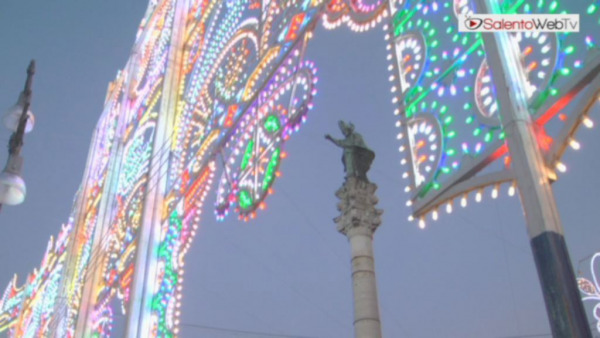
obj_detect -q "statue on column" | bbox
[327,121,383,338]
[325,121,375,181]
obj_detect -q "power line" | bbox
[496,333,551,338]
[494,201,523,334]
[496,322,600,338]
[577,250,600,275]
[206,219,350,332]
[180,323,319,338]
[454,212,530,255]
[278,186,412,337]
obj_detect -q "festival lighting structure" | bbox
[578,253,600,334]
[388,0,600,224]
[387,0,600,335]
[0,1,387,337]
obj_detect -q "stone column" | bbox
[335,177,383,338]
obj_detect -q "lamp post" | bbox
[0,60,36,209]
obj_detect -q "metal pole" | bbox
[476,0,591,335]
[9,60,35,157]
[0,60,35,211]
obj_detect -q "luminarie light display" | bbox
[387,0,600,226]
[388,0,600,334]
[578,253,600,333]
[0,0,387,337]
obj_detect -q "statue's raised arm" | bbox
[325,121,375,181]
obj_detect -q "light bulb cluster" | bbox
[474,30,559,125]
[140,1,322,335]
[546,111,597,182]
[90,303,114,338]
[150,207,193,337]
[391,0,491,214]
[390,0,600,230]
[0,221,72,336]
[147,164,214,337]
[412,181,518,229]
[87,2,178,335]
[215,55,317,220]
[322,0,388,32]
[576,252,600,335]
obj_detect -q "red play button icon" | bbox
[465,18,483,30]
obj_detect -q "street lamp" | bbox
[0,60,36,207]
[3,92,35,133]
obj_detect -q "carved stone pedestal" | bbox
[334,177,383,338]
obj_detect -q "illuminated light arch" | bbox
[216,61,317,219]
[0,221,72,337]
[242,46,282,100]
[387,0,600,228]
[322,0,390,31]
[0,0,388,337]
[474,31,560,126]
[578,253,600,334]
[395,31,427,93]
[406,113,443,189]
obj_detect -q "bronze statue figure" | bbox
[325,121,375,181]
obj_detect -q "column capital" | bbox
[334,177,383,236]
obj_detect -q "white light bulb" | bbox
[569,139,580,150]
[508,185,516,196]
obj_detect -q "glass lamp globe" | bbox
[3,95,35,133]
[0,171,26,205]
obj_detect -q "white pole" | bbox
[125,0,189,336]
[476,0,591,335]
[335,177,383,338]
